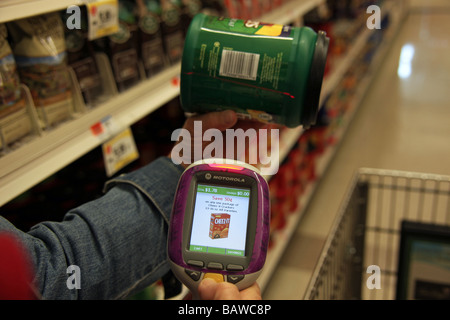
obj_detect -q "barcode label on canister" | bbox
[219,49,260,81]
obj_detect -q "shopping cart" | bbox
[304,168,450,300]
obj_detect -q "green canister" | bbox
[180,13,329,128]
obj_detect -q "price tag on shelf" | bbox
[90,115,121,141]
[102,127,139,177]
[85,0,119,40]
[171,75,180,87]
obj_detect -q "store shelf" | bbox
[0,0,86,23]
[260,0,325,25]
[273,25,374,168]
[0,0,405,299]
[170,0,405,295]
[0,63,181,207]
[0,0,327,206]
[258,0,406,291]
[0,0,324,24]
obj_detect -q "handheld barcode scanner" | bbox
[168,159,270,299]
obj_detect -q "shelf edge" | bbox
[0,64,181,206]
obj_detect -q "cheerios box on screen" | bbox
[167,159,270,298]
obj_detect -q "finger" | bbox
[198,279,240,300]
[239,282,262,300]
[198,278,218,300]
[185,110,238,132]
[232,119,268,132]
[212,282,241,300]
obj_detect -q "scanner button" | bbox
[185,269,202,281]
[227,274,245,284]
[204,273,224,282]
[226,264,244,271]
[187,260,204,268]
[207,262,223,270]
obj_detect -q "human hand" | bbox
[197,278,262,300]
[170,110,237,168]
[170,110,271,169]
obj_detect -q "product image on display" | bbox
[209,213,230,239]
[189,184,250,257]
[168,159,270,299]
[190,184,249,256]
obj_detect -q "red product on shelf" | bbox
[259,0,271,15]
[270,202,286,231]
[224,0,241,18]
[250,0,261,18]
[238,0,251,19]
[272,0,283,9]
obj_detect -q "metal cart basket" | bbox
[304,168,450,300]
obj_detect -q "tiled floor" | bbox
[263,1,450,299]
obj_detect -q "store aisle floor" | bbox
[263,2,450,299]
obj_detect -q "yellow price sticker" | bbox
[86,0,119,40]
[102,127,139,177]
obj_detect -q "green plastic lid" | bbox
[301,30,329,128]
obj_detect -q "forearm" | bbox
[0,157,183,299]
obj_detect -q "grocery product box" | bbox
[209,213,230,239]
